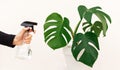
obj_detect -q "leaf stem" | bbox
[69,27,74,39]
[73,19,82,36]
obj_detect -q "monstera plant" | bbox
[44,5,111,67]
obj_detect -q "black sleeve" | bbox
[0,31,15,48]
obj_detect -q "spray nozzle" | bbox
[21,21,37,32]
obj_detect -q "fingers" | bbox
[20,27,35,44]
[24,34,32,44]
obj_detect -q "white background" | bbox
[0,0,119,70]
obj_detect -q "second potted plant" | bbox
[43,5,111,67]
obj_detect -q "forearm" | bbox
[0,31,15,48]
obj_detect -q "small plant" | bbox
[44,5,111,67]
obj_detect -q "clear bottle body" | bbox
[16,43,32,59]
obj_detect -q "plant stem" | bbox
[73,19,82,36]
[69,27,74,39]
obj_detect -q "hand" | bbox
[13,27,33,45]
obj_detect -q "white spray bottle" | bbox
[16,21,37,59]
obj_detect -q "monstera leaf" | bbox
[44,13,73,49]
[72,32,99,67]
[78,5,111,36]
[91,21,103,37]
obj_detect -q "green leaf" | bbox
[78,5,87,20]
[95,10,112,23]
[72,32,99,67]
[95,13,108,36]
[91,21,103,37]
[88,7,111,36]
[44,13,72,49]
[89,6,111,24]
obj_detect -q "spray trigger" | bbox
[21,21,37,32]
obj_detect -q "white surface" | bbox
[0,0,119,70]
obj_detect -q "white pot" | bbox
[62,45,92,70]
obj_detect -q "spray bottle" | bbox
[16,21,37,59]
